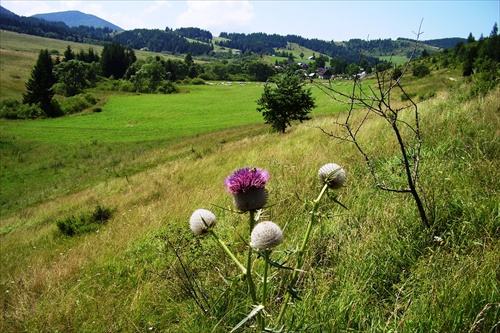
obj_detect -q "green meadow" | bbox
[1,32,499,332]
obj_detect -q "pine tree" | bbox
[23,49,58,117]
[63,45,75,62]
[100,42,128,79]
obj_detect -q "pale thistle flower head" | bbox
[250,221,283,250]
[189,209,216,236]
[224,167,270,211]
[318,163,346,189]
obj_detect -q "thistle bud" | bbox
[189,209,216,236]
[318,163,346,189]
[250,221,283,250]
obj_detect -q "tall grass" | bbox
[1,81,498,332]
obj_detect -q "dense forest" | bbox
[112,28,213,55]
[175,27,213,43]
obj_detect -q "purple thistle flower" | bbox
[224,167,270,194]
[225,167,270,212]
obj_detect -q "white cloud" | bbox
[141,0,172,15]
[2,1,55,16]
[176,0,255,31]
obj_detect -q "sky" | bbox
[2,1,499,41]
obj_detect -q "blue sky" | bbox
[2,1,498,41]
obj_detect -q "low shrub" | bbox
[157,81,179,94]
[0,99,45,119]
[413,63,431,78]
[57,205,114,236]
[58,93,98,115]
[191,78,206,85]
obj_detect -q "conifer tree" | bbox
[100,42,128,79]
[23,49,58,117]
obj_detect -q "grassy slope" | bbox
[1,86,498,332]
[0,30,185,100]
[1,32,499,332]
[0,82,347,216]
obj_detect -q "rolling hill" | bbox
[32,10,123,31]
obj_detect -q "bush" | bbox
[117,80,135,92]
[191,78,206,85]
[57,205,114,236]
[0,99,45,119]
[58,93,97,115]
[412,63,431,78]
[157,81,179,94]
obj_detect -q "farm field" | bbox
[377,55,408,66]
[1,31,499,333]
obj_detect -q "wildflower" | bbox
[189,209,216,236]
[318,163,346,189]
[250,221,283,250]
[224,167,270,211]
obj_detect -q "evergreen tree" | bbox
[100,42,129,79]
[63,45,75,61]
[491,22,498,37]
[23,49,58,117]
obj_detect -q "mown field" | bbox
[1,32,499,333]
[0,80,349,217]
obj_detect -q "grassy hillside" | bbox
[0,30,184,100]
[1,32,499,332]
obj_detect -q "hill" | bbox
[1,5,467,62]
[0,24,499,333]
[32,10,123,31]
[0,6,16,16]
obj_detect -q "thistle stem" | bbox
[262,249,270,307]
[246,210,263,328]
[209,230,247,276]
[276,183,329,324]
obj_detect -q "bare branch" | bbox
[315,21,430,228]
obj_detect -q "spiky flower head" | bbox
[250,221,283,250]
[225,167,270,212]
[189,209,216,236]
[318,163,346,189]
[224,167,270,194]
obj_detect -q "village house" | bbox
[317,68,333,80]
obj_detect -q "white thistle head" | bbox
[189,209,216,236]
[250,221,283,250]
[318,163,346,189]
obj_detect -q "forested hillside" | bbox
[1,5,465,61]
[112,28,213,55]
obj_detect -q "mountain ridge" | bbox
[0,5,466,57]
[32,10,123,31]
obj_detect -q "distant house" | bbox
[317,68,333,80]
[308,55,315,60]
[297,62,310,70]
[354,71,367,79]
